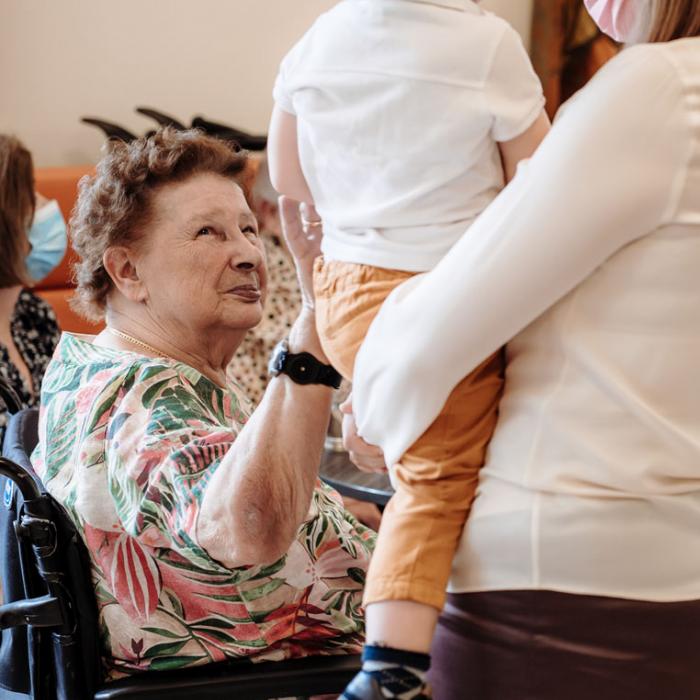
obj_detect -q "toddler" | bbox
[269,1,549,697]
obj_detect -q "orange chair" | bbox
[33,166,103,335]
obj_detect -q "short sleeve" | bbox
[272,19,321,116]
[104,364,241,571]
[273,64,296,115]
[273,36,306,115]
[485,24,545,142]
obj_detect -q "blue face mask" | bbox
[26,200,67,283]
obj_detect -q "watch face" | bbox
[287,354,316,384]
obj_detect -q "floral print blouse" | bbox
[33,333,374,679]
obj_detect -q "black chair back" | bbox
[0,409,100,700]
[135,107,186,130]
[0,408,39,696]
[80,118,138,143]
[190,116,268,151]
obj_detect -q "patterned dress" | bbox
[33,333,374,679]
[0,289,60,443]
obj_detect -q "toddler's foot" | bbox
[339,645,431,700]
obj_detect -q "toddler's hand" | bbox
[279,196,322,309]
[340,397,388,474]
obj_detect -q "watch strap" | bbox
[269,340,342,389]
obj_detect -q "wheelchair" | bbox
[0,380,359,699]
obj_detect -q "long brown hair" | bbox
[0,135,35,288]
[649,0,700,42]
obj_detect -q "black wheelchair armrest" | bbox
[0,457,44,501]
[0,594,63,630]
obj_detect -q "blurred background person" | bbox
[0,134,64,441]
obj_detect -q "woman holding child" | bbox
[343,0,700,698]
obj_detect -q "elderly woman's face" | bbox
[136,173,267,339]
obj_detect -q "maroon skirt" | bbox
[429,590,700,700]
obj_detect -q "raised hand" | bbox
[278,196,322,310]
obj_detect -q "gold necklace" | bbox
[107,327,178,362]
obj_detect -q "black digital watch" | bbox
[268,339,342,389]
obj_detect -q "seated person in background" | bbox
[0,134,64,440]
[32,128,374,679]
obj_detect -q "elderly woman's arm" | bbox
[197,200,333,568]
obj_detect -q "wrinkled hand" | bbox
[278,196,322,309]
[340,397,388,474]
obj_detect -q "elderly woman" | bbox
[0,135,64,440]
[32,129,373,679]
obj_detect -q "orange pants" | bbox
[314,258,504,611]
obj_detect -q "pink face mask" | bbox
[583,0,639,42]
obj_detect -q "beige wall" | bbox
[0,0,533,167]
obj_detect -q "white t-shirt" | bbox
[273,0,544,272]
[353,38,700,601]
